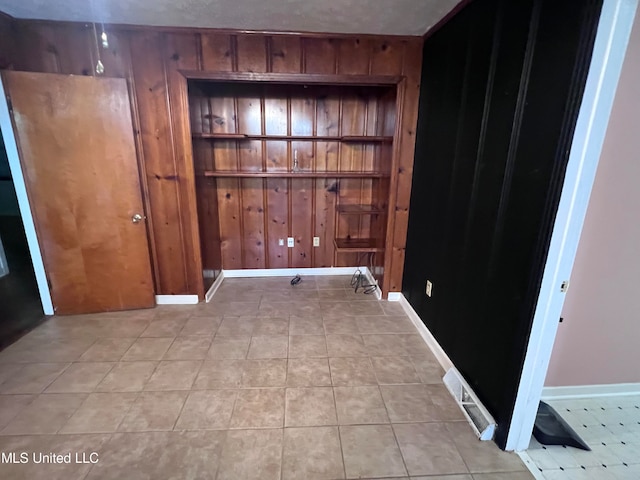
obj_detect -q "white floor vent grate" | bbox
[443,367,497,441]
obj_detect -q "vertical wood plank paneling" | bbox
[315,88,340,266]
[195,176,222,272]
[240,178,266,268]
[100,29,132,79]
[217,178,243,269]
[209,84,237,134]
[237,95,262,171]
[290,179,313,268]
[337,38,372,74]
[303,38,337,74]
[170,33,209,294]
[266,178,289,268]
[237,92,266,268]
[370,39,405,75]
[130,31,187,294]
[270,36,302,73]
[263,85,290,267]
[236,35,268,72]
[206,84,242,268]
[314,178,337,267]
[164,32,204,296]
[53,24,95,75]
[386,39,423,293]
[338,91,367,263]
[265,87,289,172]
[201,33,234,71]
[189,87,204,134]
[12,23,61,73]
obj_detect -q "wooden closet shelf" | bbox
[337,204,384,215]
[192,133,393,143]
[334,238,385,253]
[203,171,390,178]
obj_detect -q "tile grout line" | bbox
[377,378,411,478]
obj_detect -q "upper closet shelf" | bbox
[192,133,393,143]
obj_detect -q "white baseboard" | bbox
[205,272,225,303]
[387,292,402,301]
[155,295,199,305]
[222,267,361,278]
[541,383,640,400]
[397,293,454,371]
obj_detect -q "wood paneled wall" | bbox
[0,16,422,296]
[190,83,393,272]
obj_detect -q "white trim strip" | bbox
[205,271,225,303]
[397,293,454,371]
[387,292,402,301]
[155,295,199,305]
[541,383,640,400]
[0,76,54,315]
[506,0,639,452]
[222,267,361,278]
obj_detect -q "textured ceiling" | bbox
[0,0,461,36]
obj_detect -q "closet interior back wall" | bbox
[189,82,396,272]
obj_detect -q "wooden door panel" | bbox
[3,71,155,314]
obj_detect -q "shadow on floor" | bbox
[0,215,46,349]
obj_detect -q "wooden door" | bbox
[3,71,155,315]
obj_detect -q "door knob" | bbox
[131,214,145,224]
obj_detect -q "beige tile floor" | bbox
[0,275,532,479]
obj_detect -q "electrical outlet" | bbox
[287,237,295,248]
[313,236,320,247]
[426,280,433,297]
[278,239,284,246]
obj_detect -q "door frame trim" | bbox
[0,75,54,315]
[505,0,639,452]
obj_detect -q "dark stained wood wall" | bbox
[0,16,422,297]
[403,0,602,447]
[0,13,14,69]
